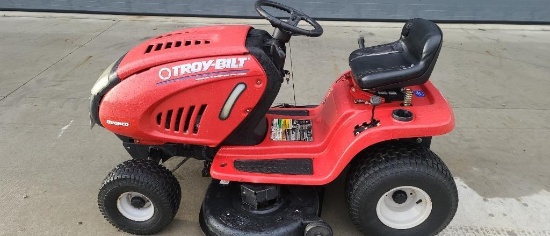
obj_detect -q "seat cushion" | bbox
[349,18,442,90]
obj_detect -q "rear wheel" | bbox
[346,143,458,236]
[98,159,181,235]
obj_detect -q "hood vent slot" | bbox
[144,40,212,54]
[194,105,207,133]
[164,110,173,129]
[156,104,207,134]
[174,108,183,131]
[183,106,195,133]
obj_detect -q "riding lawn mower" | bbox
[90,1,458,235]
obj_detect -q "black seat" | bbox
[349,18,442,90]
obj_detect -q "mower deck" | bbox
[199,180,325,236]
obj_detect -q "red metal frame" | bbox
[210,71,454,185]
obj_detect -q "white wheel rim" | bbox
[376,186,432,229]
[116,192,155,221]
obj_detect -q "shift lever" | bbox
[353,95,382,136]
[369,95,382,124]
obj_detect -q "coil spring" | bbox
[403,88,412,106]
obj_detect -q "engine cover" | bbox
[98,25,272,146]
[116,25,252,80]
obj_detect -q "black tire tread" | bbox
[98,159,181,235]
[345,142,458,236]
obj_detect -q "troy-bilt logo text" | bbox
[158,57,250,80]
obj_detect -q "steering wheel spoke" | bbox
[287,14,301,26]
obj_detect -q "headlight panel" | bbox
[91,61,117,95]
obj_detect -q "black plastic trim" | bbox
[267,109,310,116]
[392,108,414,122]
[222,29,284,145]
[234,158,313,175]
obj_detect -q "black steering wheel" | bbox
[254,0,323,37]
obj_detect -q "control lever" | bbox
[358,36,365,49]
[353,95,382,136]
[369,95,382,124]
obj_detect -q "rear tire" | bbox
[345,143,458,236]
[98,159,181,235]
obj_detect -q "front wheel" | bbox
[98,159,181,235]
[346,143,458,236]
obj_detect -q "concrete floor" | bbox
[1,12,550,236]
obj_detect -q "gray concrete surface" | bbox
[1,12,550,236]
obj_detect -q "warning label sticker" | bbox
[270,119,313,142]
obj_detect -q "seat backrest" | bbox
[347,18,443,91]
[401,18,442,68]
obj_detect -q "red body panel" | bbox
[116,25,251,80]
[210,71,454,185]
[100,25,268,146]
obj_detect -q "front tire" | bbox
[346,143,458,236]
[98,159,181,235]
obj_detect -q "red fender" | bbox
[210,71,454,185]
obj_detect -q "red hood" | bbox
[116,25,252,79]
